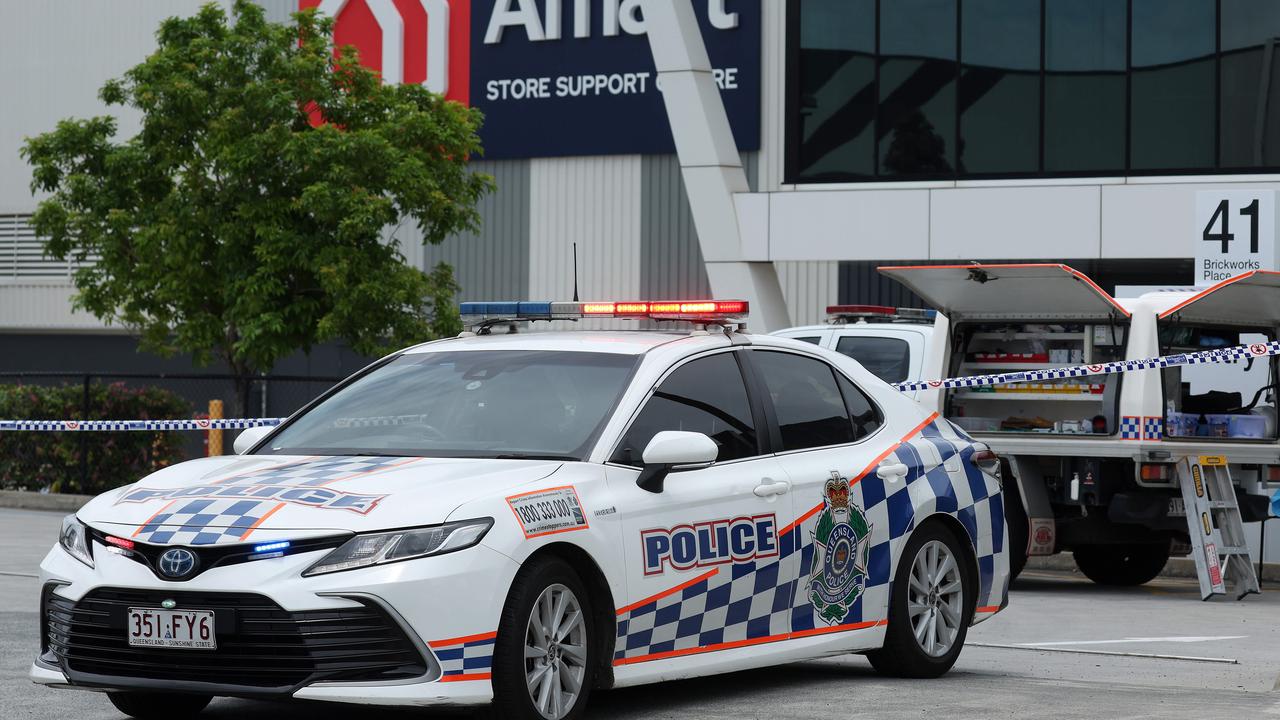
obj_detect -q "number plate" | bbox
[1168,497,1186,517]
[127,608,216,649]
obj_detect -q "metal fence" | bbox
[0,372,342,493]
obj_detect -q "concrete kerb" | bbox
[1027,554,1280,584]
[0,490,93,513]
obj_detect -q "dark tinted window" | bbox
[837,373,884,440]
[835,336,912,384]
[878,0,958,176]
[1221,0,1280,167]
[753,351,856,451]
[961,0,1040,174]
[1044,0,1127,172]
[795,0,877,179]
[793,336,823,345]
[1130,0,1215,169]
[613,353,758,466]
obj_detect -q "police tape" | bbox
[893,339,1280,392]
[0,418,281,432]
[2,340,1279,430]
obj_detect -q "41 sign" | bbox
[1195,190,1276,285]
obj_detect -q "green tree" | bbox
[22,1,491,414]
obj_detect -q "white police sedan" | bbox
[34,300,1009,720]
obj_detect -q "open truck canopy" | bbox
[1158,270,1280,327]
[877,264,1130,321]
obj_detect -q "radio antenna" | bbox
[572,242,580,302]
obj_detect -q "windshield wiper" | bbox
[493,453,578,461]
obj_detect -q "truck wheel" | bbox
[1000,469,1029,581]
[866,522,974,678]
[107,692,210,719]
[492,557,596,720]
[1072,543,1169,586]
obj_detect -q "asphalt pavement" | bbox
[3,507,1279,719]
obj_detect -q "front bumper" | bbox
[31,538,519,707]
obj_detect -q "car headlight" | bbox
[59,514,93,568]
[302,518,493,577]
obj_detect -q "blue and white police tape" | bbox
[0,418,282,432]
[894,339,1280,393]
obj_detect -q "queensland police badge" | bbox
[808,472,871,625]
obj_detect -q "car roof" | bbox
[402,330,713,356]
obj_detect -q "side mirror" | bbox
[636,431,718,494]
[233,425,274,455]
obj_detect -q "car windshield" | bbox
[262,350,639,459]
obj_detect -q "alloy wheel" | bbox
[907,539,964,657]
[524,583,588,719]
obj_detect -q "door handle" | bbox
[876,462,909,483]
[753,477,791,497]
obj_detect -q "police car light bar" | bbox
[826,305,937,322]
[459,300,749,322]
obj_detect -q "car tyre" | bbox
[1072,543,1169,586]
[492,556,596,720]
[107,691,211,719]
[866,521,974,679]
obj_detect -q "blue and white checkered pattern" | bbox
[1120,416,1142,440]
[614,418,1008,663]
[1143,417,1163,441]
[131,456,409,545]
[431,635,495,679]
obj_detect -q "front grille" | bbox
[45,587,430,693]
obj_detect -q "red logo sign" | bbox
[65,421,79,430]
[1087,364,1103,372]
[1034,526,1052,545]
[302,0,470,104]
[928,381,942,388]
[197,419,211,429]
[1250,343,1268,356]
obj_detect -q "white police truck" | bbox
[776,265,1280,585]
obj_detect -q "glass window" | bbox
[878,0,958,176]
[837,373,884,440]
[795,0,877,180]
[752,351,856,451]
[835,336,913,384]
[1044,0,1127,173]
[1160,326,1277,440]
[793,336,823,345]
[613,353,758,466]
[264,351,638,459]
[1221,0,1280,167]
[960,0,1041,174]
[1130,0,1216,169]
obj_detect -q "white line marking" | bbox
[970,642,1238,664]
[0,570,37,578]
[1014,636,1245,647]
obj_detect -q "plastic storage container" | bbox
[1228,414,1268,439]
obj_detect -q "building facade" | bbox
[5,0,1280,368]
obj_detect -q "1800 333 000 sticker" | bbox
[506,486,590,539]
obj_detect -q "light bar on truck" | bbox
[458,300,749,322]
[826,305,937,323]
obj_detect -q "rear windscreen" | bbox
[834,336,912,384]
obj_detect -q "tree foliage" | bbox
[22,1,491,410]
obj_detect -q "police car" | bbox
[33,300,1010,720]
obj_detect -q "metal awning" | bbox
[877,264,1129,321]
[1159,270,1280,327]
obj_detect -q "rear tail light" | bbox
[970,449,1001,481]
[1265,465,1280,483]
[1140,463,1172,482]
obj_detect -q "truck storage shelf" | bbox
[952,392,1103,401]
[968,332,1086,340]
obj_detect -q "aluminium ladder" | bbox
[1175,455,1260,601]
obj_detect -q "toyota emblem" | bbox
[158,548,198,579]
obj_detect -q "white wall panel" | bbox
[529,156,642,329]
[930,185,1101,259]
[1102,181,1280,259]
[0,284,110,331]
[768,189,930,260]
[775,261,838,326]
[0,1,229,212]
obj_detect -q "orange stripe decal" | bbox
[428,630,498,648]
[237,502,286,540]
[780,413,938,537]
[617,568,719,616]
[614,619,886,666]
[439,672,491,682]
